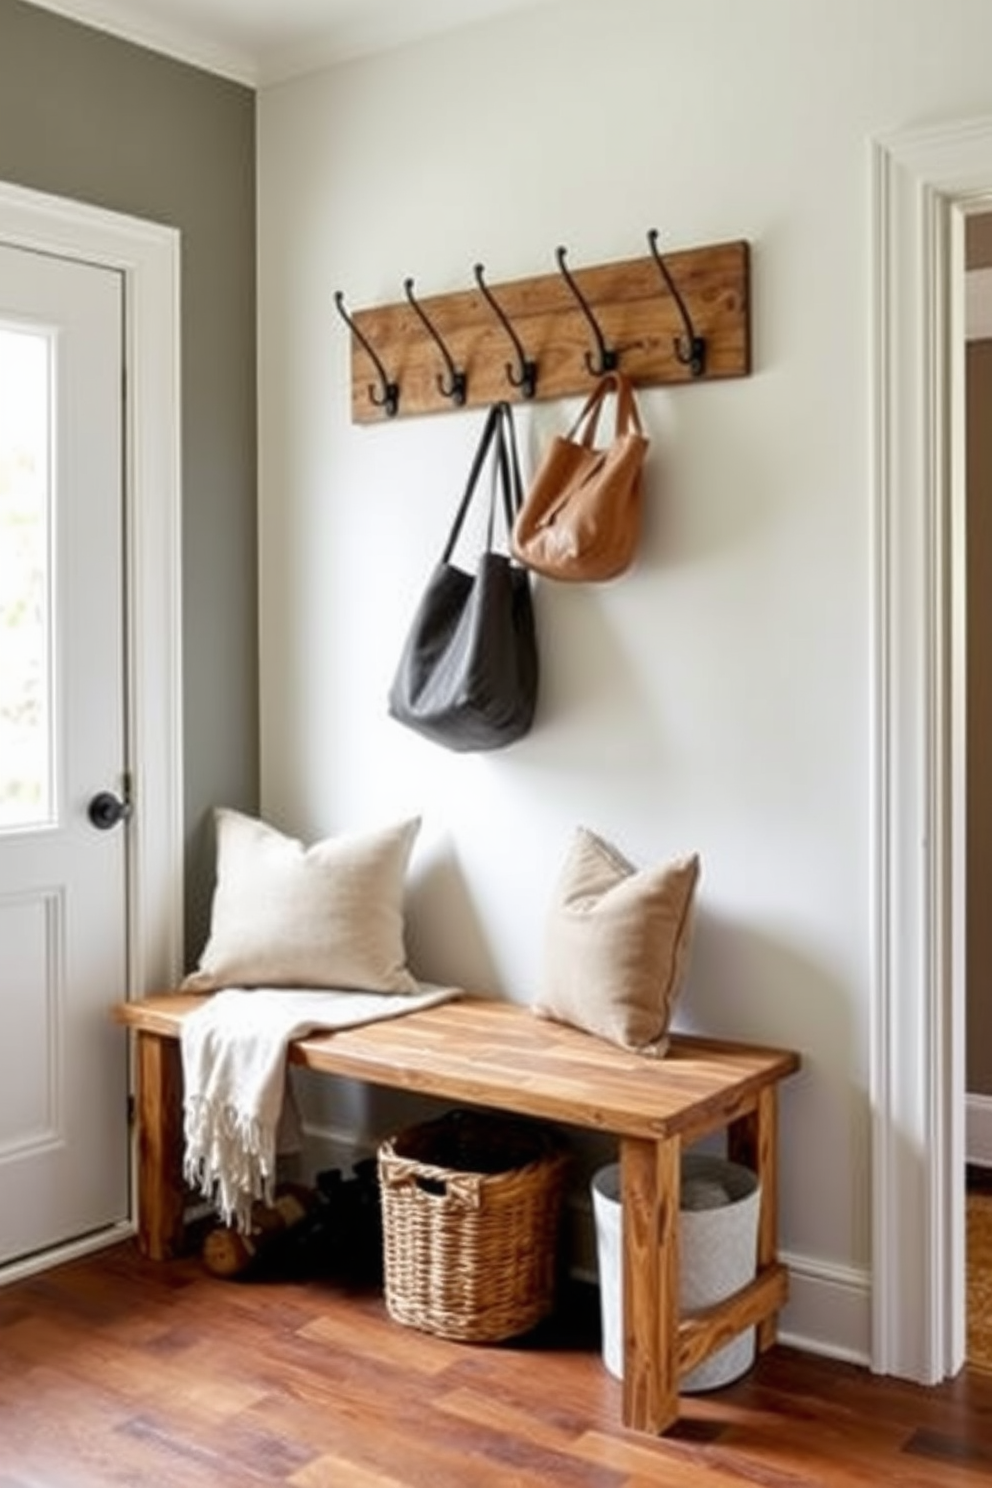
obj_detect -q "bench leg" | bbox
[135,1031,187,1260]
[728,1083,781,1352]
[619,1134,681,1435]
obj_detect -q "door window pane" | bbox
[0,326,52,829]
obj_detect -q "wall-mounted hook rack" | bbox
[342,236,750,422]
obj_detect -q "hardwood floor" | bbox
[1,1241,991,1487]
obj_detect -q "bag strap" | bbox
[484,402,525,552]
[440,401,524,562]
[613,372,645,439]
[566,370,645,448]
[497,401,525,524]
[440,402,505,562]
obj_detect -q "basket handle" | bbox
[379,1153,483,1209]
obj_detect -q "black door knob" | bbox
[88,791,131,831]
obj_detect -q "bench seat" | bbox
[113,991,800,1438]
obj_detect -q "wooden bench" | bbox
[113,992,800,1438]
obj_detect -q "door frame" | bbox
[0,182,183,1276]
[870,115,992,1382]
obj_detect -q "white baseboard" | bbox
[777,1251,871,1365]
[297,1120,376,1181]
[967,1093,992,1168]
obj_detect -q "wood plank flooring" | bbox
[1,1240,991,1487]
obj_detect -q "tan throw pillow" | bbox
[182,809,421,994]
[534,827,700,1055]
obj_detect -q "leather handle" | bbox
[567,371,645,448]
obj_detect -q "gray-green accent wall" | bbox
[0,0,258,963]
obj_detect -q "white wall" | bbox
[257,0,992,1363]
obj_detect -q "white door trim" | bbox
[870,115,992,1383]
[0,183,183,1255]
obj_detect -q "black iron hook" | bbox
[647,229,706,378]
[555,245,618,377]
[403,277,467,405]
[333,291,400,417]
[473,264,537,400]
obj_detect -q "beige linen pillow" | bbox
[183,808,421,993]
[534,826,700,1055]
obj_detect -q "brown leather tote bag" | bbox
[510,371,649,582]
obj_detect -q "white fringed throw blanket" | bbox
[181,985,459,1232]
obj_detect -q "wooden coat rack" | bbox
[336,234,751,424]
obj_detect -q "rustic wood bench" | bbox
[113,992,799,1438]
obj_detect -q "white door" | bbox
[0,241,129,1266]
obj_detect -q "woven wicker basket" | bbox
[378,1109,568,1343]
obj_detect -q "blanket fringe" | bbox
[183,1094,277,1233]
